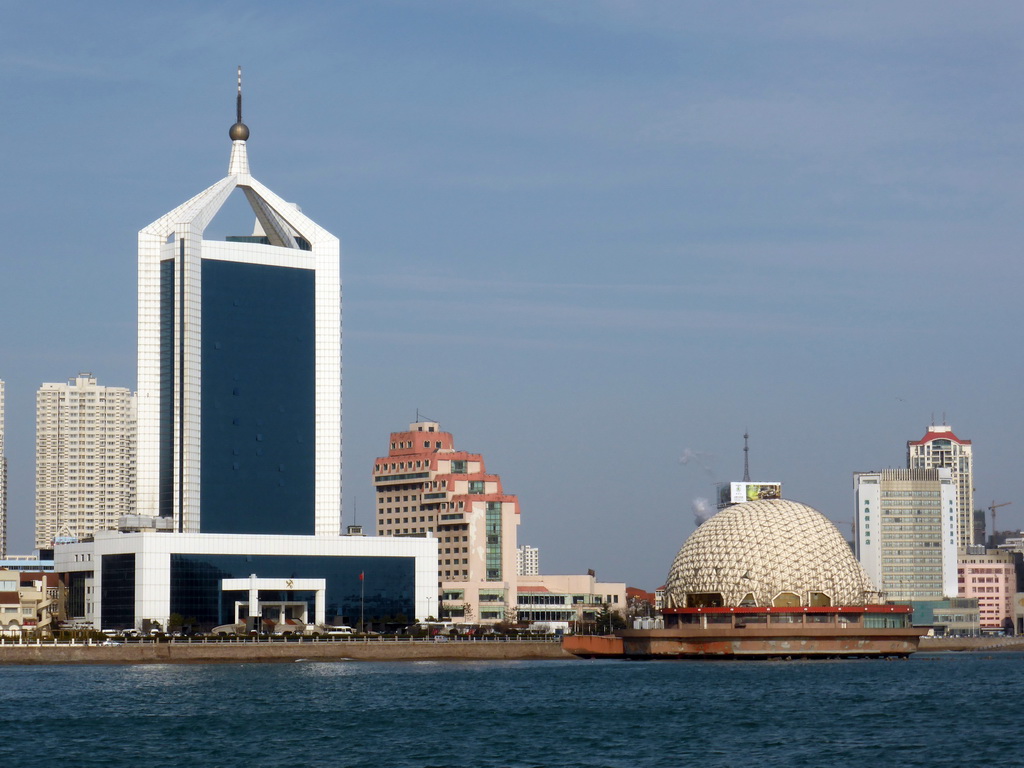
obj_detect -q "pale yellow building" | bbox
[0,569,58,635]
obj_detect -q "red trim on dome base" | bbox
[661,605,910,616]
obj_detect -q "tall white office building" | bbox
[35,374,136,548]
[0,379,7,558]
[136,75,341,537]
[907,425,974,548]
[854,468,958,601]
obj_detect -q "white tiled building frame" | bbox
[137,138,342,536]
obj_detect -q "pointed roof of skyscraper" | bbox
[139,68,335,251]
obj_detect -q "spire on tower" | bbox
[229,65,250,142]
[742,431,750,482]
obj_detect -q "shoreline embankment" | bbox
[0,638,575,665]
[1,635,1020,665]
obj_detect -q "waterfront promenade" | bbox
[1,634,1017,665]
[0,636,573,664]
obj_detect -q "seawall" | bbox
[917,636,1024,653]
[0,638,575,665]
[7,635,1016,665]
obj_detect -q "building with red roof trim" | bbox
[908,426,972,447]
[373,421,521,625]
[907,425,974,547]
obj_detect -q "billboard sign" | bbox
[730,482,782,504]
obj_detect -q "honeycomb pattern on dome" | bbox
[664,498,881,608]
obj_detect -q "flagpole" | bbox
[359,572,365,634]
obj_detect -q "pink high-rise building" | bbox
[372,421,521,624]
[958,549,1015,632]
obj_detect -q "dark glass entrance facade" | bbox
[169,554,415,627]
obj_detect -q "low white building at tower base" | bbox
[55,531,438,632]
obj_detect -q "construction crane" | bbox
[989,500,1011,541]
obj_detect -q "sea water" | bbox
[0,654,1019,768]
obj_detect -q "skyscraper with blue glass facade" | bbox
[136,108,341,537]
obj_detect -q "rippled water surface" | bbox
[0,654,1020,767]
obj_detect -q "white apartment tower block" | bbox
[0,379,7,558]
[908,425,974,548]
[854,467,958,601]
[517,545,539,576]
[35,374,136,548]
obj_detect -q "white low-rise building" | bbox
[55,530,437,631]
[516,573,626,630]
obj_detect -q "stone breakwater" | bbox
[0,639,575,665]
[918,636,1024,653]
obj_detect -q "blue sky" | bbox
[2,1,1023,588]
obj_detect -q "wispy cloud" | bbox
[351,291,907,340]
[0,54,126,81]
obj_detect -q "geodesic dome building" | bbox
[663,498,882,609]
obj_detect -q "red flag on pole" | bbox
[359,572,364,581]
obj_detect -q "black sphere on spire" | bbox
[229,121,250,141]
